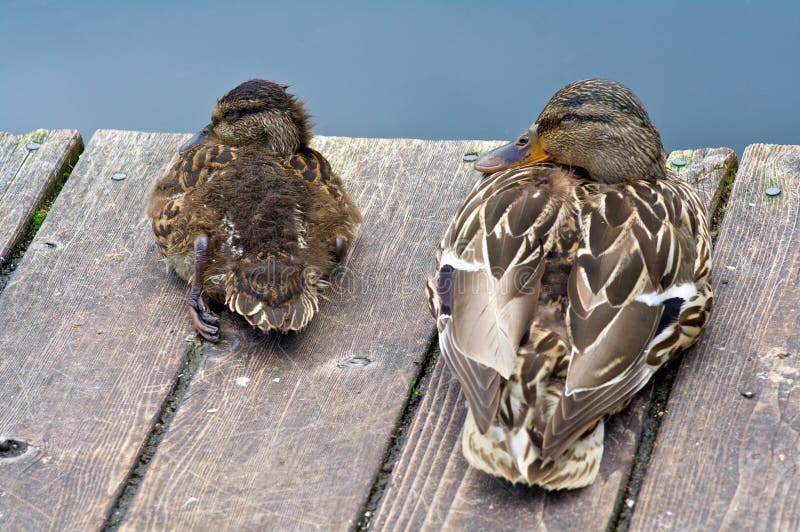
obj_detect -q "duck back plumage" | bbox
[148,142,360,333]
[428,162,712,489]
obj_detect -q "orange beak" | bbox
[474,130,551,173]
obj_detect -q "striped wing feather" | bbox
[147,144,237,254]
[435,165,572,432]
[285,149,363,229]
[287,149,346,201]
[542,180,698,459]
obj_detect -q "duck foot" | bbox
[188,234,220,342]
[188,292,219,342]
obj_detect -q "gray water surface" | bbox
[2,0,798,155]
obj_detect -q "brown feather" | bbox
[433,165,574,429]
[430,79,713,489]
[148,79,361,336]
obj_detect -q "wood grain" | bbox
[121,137,504,530]
[0,129,83,266]
[631,144,800,531]
[0,130,199,530]
[667,147,737,213]
[370,148,736,531]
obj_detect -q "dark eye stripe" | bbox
[226,107,263,119]
[538,113,613,133]
[238,107,262,117]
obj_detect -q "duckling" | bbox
[427,79,712,490]
[148,79,361,341]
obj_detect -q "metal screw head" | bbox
[111,172,127,181]
[765,186,781,197]
[670,157,687,167]
[463,153,479,163]
[26,142,41,151]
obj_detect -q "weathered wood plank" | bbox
[370,148,736,531]
[121,137,504,530]
[0,129,83,266]
[631,144,800,531]
[666,147,737,214]
[0,130,199,530]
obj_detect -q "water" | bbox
[1,0,798,156]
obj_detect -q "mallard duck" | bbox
[147,79,361,341]
[427,79,712,490]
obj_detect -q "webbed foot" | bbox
[188,292,219,342]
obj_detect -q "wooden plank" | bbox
[666,147,737,214]
[0,129,83,266]
[121,137,504,530]
[631,144,800,531]
[370,148,736,531]
[0,130,200,530]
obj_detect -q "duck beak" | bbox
[179,123,215,155]
[474,131,551,173]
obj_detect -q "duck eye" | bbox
[225,109,240,120]
[561,113,578,122]
[515,135,529,146]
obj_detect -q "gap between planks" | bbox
[611,152,738,530]
[102,339,209,530]
[356,335,441,531]
[0,129,83,291]
[0,130,197,531]
[630,144,800,530]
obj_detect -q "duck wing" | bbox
[147,144,237,254]
[542,180,704,459]
[286,149,341,197]
[286,149,362,220]
[432,165,574,432]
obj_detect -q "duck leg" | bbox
[334,237,347,262]
[187,234,220,342]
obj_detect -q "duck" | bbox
[147,79,361,342]
[427,79,712,490]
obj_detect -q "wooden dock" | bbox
[0,129,797,531]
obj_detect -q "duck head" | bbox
[475,79,666,183]
[180,79,312,155]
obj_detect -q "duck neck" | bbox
[645,150,668,181]
[247,136,298,158]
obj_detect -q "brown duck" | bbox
[148,79,361,341]
[428,79,712,489]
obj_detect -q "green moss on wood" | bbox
[31,208,48,232]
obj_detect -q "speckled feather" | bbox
[427,79,712,490]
